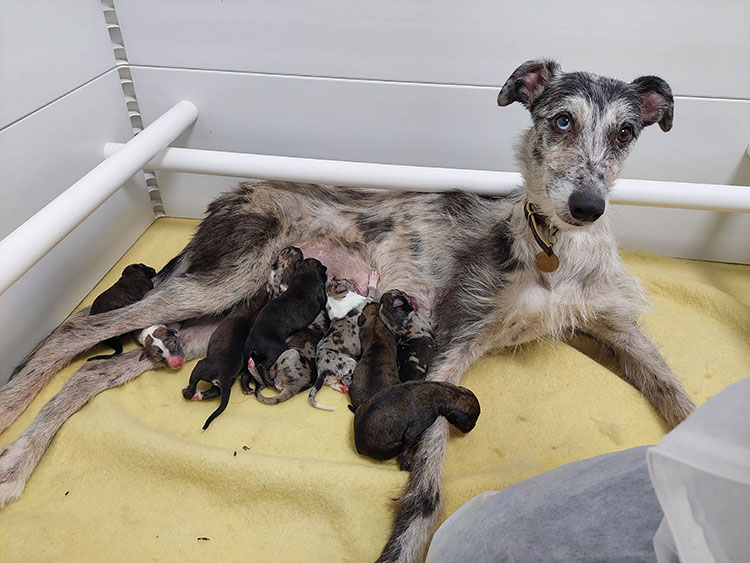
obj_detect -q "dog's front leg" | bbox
[379,333,494,563]
[583,319,695,428]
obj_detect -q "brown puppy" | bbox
[348,303,399,412]
[378,289,436,382]
[87,263,156,360]
[353,381,480,470]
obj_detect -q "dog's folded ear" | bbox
[631,76,674,132]
[498,59,561,108]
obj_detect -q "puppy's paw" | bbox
[368,269,380,289]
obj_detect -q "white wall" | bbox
[114,0,750,263]
[0,1,154,385]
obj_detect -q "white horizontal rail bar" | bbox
[0,101,198,295]
[104,144,750,213]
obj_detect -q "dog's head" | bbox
[377,289,417,336]
[268,246,303,298]
[498,59,673,229]
[326,277,357,300]
[139,325,184,368]
[122,263,157,279]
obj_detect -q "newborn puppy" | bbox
[348,302,399,412]
[203,258,327,428]
[87,263,157,360]
[268,246,303,298]
[254,311,328,405]
[183,287,269,404]
[378,289,436,382]
[353,381,480,470]
[309,273,378,411]
[136,323,185,369]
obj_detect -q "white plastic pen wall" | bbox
[0,101,198,295]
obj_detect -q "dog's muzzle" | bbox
[568,191,606,223]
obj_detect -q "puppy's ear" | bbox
[498,59,561,109]
[357,314,366,327]
[631,75,674,132]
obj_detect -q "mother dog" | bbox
[0,59,693,562]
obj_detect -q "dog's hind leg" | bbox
[0,315,219,509]
[582,319,695,428]
[0,259,278,435]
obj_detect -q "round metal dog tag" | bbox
[535,251,559,273]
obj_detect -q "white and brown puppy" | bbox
[136,324,185,369]
[348,303,400,412]
[255,311,329,405]
[378,289,436,382]
[309,273,377,411]
[353,381,480,470]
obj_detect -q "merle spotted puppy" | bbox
[353,381,480,470]
[267,246,303,298]
[87,263,157,360]
[348,303,400,412]
[255,310,329,405]
[309,274,377,411]
[378,289,436,382]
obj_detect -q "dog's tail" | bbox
[377,419,448,563]
[307,372,335,411]
[255,386,295,405]
[203,374,233,430]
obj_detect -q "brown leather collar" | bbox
[523,202,556,257]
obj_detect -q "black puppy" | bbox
[87,263,156,360]
[348,303,400,412]
[182,287,269,404]
[203,258,327,429]
[353,381,480,470]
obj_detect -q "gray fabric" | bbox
[427,446,664,563]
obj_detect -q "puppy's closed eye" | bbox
[357,314,366,326]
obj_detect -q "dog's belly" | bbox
[300,240,371,295]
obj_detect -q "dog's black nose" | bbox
[568,192,605,223]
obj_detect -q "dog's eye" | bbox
[553,113,572,133]
[616,125,633,143]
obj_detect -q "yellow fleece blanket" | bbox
[2,218,748,562]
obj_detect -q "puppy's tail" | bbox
[307,374,335,411]
[86,352,118,362]
[203,375,232,430]
[377,419,448,563]
[255,386,295,405]
[86,337,123,362]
